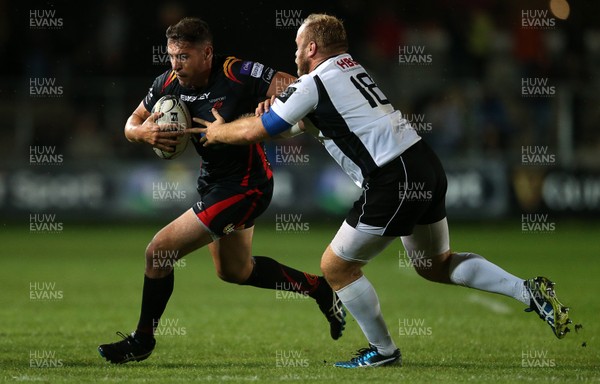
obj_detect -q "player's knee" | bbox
[215,264,251,284]
[320,257,341,283]
[144,237,177,274]
[144,239,161,263]
[414,251,452,283]
[320,254,363,290]
[216,270,247,284]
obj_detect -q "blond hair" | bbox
[302,14,348,55]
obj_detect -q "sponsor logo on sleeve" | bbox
[277,87,296,103]
[262,68,275,82]
[240,61,253,75]
[251,62,265,78]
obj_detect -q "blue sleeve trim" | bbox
[261,110,292,136]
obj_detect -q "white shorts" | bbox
[330,218,450,263]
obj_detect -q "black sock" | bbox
[136,270,174,337]
[242,256,326,299]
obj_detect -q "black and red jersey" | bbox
[143,55,276,187]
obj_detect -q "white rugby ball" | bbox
[151,95,192,160]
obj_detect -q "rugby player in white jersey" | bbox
[190,14,573,368]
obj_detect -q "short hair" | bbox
[301,14,348,55]
[166,17,213,45]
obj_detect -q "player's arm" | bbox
[189,76,317,145]
[190,108,278,145]
[124,100,183,152]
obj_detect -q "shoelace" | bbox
[330,294,345,322]
[351,347,378,363]
[115,331,132,341]
[524,281,557,329]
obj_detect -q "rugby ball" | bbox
[151,95,192,159]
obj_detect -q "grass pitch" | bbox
[1,219,599,383]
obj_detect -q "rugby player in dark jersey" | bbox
[98,17,345,364]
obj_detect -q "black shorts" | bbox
[192,178,273,238]
[346,139,447,237]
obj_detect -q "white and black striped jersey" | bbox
[261,53,421,187]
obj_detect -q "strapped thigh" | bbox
[330,220,396,263]
[400,217,450,259]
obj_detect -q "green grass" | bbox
[1,220,599,383]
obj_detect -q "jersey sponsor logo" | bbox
[240,61,253,75]
[213,100,224,110]
[277,86,296,103]
[180,92,211,102]
[251,62,264,78]
[223,56,243,84]
[335,56,360,71]
[262,68,275,82]
[209,96,226,103]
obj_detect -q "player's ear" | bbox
[307,41,317,57]
[203,43,213,60]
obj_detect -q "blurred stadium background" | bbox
[1,0,599,226]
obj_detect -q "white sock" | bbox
[336,275,397,356]
[449,252,529,305]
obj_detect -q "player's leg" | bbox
[137,208,214,334]
[206,226,345,339]
[198,181,346,339]
[99,208,213,364]
[401,218,529,302]
[207,226,254,284]
[321,221,400,368]
[402,218,573,338]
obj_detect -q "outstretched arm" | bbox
[188,107,296,146]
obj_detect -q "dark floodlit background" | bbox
[1,0,599,225]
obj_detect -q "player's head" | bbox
[295,14,348,76]
[165,17,214,88]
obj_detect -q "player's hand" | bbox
[187,108,225,147]
[139,112,184,152]
[255,95,276,116]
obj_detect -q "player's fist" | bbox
[255,95,276,116]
